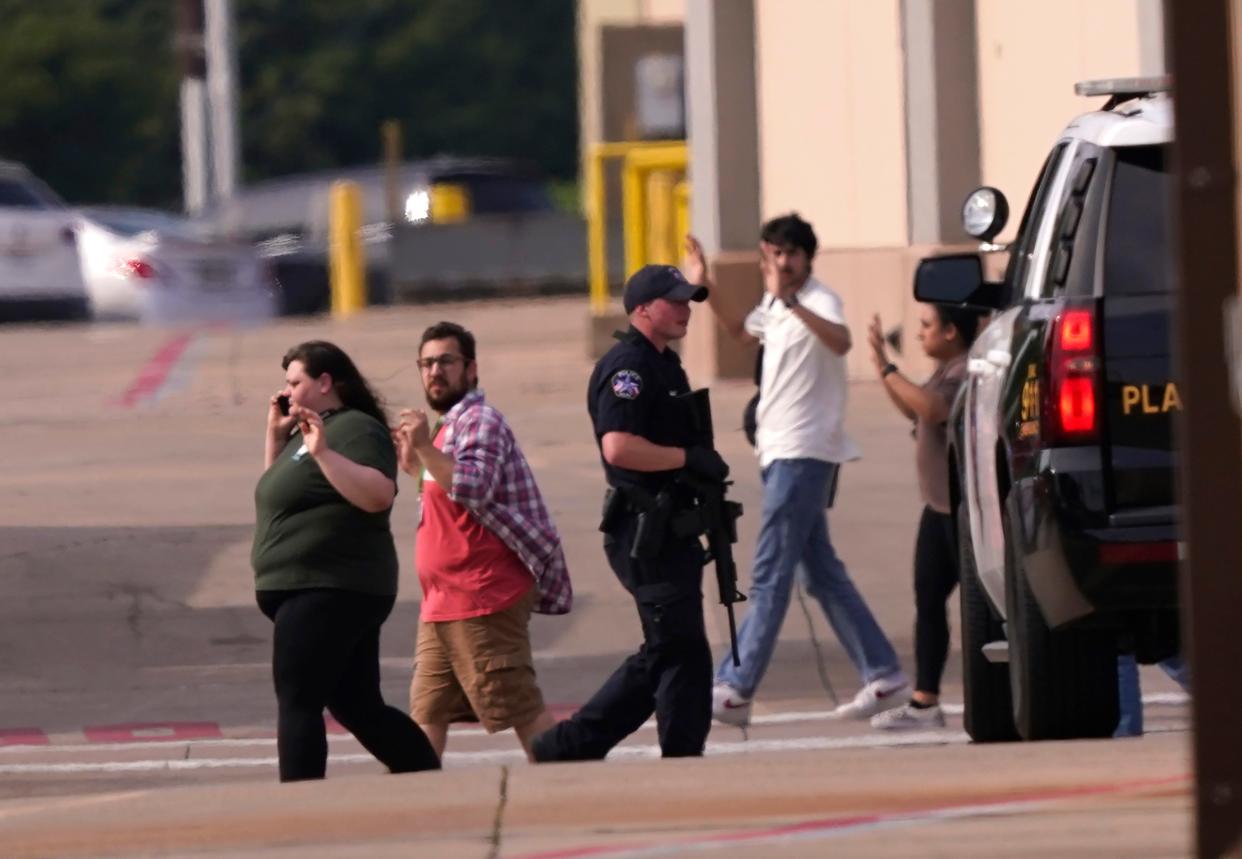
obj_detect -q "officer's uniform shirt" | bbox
[588,327,693,496]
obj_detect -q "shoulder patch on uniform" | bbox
[610,369,642,399]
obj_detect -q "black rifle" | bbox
[673,389,746,666]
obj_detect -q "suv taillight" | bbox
[1042,305,1100,445]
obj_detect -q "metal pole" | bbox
[176,0,209,214]
[1166,1,1242,855]
[382,120,403,225]
[204,0,241,201]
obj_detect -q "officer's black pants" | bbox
[535,516,712,761]
[257,588,441,781]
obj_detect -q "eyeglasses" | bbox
[417,354,466,372]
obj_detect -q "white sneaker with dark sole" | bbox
[870,702,946,731]
[827,674,912,720]
[712,683,752,727]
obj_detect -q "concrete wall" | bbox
[750,1,916,381]
[754,0,909,250]
[975,0,1154,240]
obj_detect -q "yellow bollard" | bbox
[329,181,366,317]
[621,161,647,280]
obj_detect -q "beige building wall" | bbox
[751,1,912,380]
[975,1,1149,239]
[638,0,685,20]
[754,0,909,250]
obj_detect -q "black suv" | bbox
[915,78,1181,741]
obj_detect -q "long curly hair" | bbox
[281,340,388,425]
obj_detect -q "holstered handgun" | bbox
[630,489,673,560]
[599,487,627,533]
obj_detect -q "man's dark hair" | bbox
[760,213,818,258]
[281,340,388,425]
[419,321,477,362]
[933,304,984,347]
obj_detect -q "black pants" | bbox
[534,515,712,760]
[257,588,440,781]
[912,507,959,695]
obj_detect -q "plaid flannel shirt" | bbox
[436,390,572,614]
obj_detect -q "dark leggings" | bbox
[257,588,440,781]
[913,507,959,696]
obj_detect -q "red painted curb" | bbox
[0,728,50,747]
[83,722,224,743]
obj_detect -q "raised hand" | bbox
[868,314,889,373]
[683,234,708,286]
[758,242,783,299]
[289,404,327,457]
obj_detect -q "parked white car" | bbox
[0,160,88,321]
[74,206,278,324]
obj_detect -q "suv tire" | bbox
[1003,513,1119,740]
[958,508,1019,742]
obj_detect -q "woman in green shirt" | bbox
[253,340,439,781]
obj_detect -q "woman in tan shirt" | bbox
[866,303,981,730]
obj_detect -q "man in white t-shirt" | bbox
[685,214,909,727]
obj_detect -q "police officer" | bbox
[532,264,730,761]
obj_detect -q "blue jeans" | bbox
[715,458,901,698]
[1115,653,1190,737]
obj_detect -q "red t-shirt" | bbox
[415,428,533,621]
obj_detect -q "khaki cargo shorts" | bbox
[410,589,545,733]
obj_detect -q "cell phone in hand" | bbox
[277,394,291,416]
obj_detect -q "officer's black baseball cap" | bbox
[623,264,709,314]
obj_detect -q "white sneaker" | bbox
[828,673,912,720]
[870,702,946,731]
[712,683,752,727]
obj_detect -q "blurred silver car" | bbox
[74,206,278,324]
[0,160,88,321]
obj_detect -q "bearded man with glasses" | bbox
[393,321,572,762]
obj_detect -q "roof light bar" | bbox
[1074,76,1172,98]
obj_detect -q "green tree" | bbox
[236,0,578,183]
[0,0,578,205]
[0,1,180,205]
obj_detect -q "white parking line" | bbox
[0,693,1189,757]
[0,716,1192,776]
[0,730,972,775]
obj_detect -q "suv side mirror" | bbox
[914,253,1009,310]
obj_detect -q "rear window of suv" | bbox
[1103,145,1171,295]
